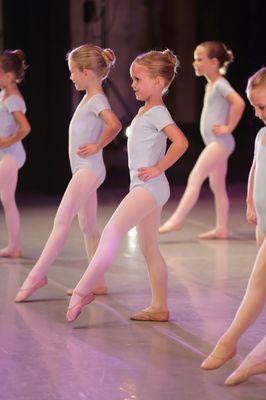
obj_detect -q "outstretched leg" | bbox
[130,207,169,321]
[201,228,266,370]
[159,142,228,234]
[67,187,157,317]
[199,147,229,239]
[0,155,20,257]
[225,336,266,386]
[15,169,101,300]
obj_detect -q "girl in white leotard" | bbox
[15,44,121,302]
[0,49,31,258]
[201,67,266,386]
[66,49,188,323]
[159,41,245,239]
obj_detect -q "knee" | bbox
[79,219,97,237]
[209,180,227,197]
[140,242,159,260]
[101,224,121,245]
[187,171,203,190]
[53,211,71,232]
[0,193,16,210]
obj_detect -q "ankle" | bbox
[218,335,237,350]
[149,305,168,313]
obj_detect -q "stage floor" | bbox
[0,184,265,400]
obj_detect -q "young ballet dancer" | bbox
[201,67,266,386]
[14,44,121,302]
[0,49,31,258]
[159,41,245,239]
[66,49,189,323]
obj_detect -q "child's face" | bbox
[130,62,159,101]
[0,64,12,89]
[248,87,266,124]
[193,46,217,77]
[68,59,87,91]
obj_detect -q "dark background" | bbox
[2,0,266,195]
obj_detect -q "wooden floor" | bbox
[0,184,265,400]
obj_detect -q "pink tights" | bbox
[21,168,103,288]
[163,142,230,234]
[70,186,168,312]
[0,155,20,257]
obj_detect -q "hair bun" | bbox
[13,49,28,72]
[102,48,116,66]
[12,49,26,62]
[163,49,180,71]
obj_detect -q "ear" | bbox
[5,71,16,82]
[155,75,165,88]
[83,68,92,77]
[211,57,220,68]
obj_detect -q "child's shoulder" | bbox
[3,93,26,111]
[256,126,266,140]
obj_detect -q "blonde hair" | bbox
[67,44,116,80]
[246,67,266,93]
[132,49,180,94]
[200,41,234,75]
[0,49,28,83]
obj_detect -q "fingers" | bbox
[138,168,150,182]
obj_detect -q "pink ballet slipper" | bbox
[14,277,48,302]
[225,360,266,386]
[198,229,228,240]
[66,291,95,323]
[201,341,237,370]
[130,308,169,322]
[67,285,108,296]
[0,247,22,258]
[158,221,183,234]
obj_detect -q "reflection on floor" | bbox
[0,184,265,400]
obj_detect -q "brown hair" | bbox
[67,44,116,80]
[246,67,266,93]
[0,49,27,83]
[200,41,234,74]
[132,49,180,94]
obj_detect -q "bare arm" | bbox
[138,123,189,182]
[212,91,246,136]
[0,111,31,148]
[77,109,122,156]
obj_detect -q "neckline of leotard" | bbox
[0,91,23,103]
[137,104,166,118]
[79,93,105,108]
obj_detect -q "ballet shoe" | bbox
[14,276,48,303]
[198,229,228,240]
[0,248,22,258]
[201,348,236,370]
[158,222,182,234]
[92,286,108,295]
[130,309,169,322]
[224,360,266,386]
[66,291,95,323]
[67,285,108,296]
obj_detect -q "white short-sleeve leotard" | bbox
[254,127,266,232]
[0,91,26,168]
[69,93,110,183]
[200,77,236,155]
[127,105,175,207]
